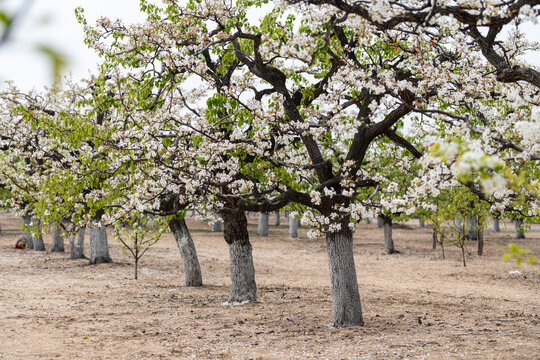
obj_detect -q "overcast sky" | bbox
[0,0,146,91]
[0,0,539,92]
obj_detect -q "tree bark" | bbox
[419,218,425,228]
[169,217,203,287]
[33,232,45,251]
[50,221,65,252]
[289,217,298,238]
[326,226,364,327]
[432,229,437,249]
[32,219,45,251]
[257,212,269,236]
[23,215,33,249]
[273,210,280,226]
[69,228,86,259]
[377,216,383,228]
[493,218,500,232]
[222,210,257,303]
[467,217,478,240]
[88,226,112,264]
[365,218,372,224]
[382,216,396,254]
[210,220,222,232]
[514,219,525,239]
[477,227,484,256]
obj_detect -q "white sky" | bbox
[0,0,539,92]
[0,0,147,91]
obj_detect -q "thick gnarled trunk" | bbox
[169,218,203,287]
[51,222,65,252]
[326,226,363,327]
[222,210,256,303]
[88,226,112,264]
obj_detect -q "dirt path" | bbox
[0,212,538,359]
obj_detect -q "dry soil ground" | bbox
[0,211,539,360]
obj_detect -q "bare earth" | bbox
[0,212,538,360]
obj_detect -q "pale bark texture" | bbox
[493,218,500,232]
[169,218,203,287]
[222,210,257,303]
[69,228,86,259]
[32,219,45,251]
[382,216,396,254]
[284,211,289,222]
[50,222,65,252]
[467,217,478,240]
[326,226,363,327]
[289,217,298,238]
[273,211,280,226]
[419,218,425,228]
[257,212,269,236]
[23,215,33,249]
[377,216,384,228]
[32,233,45,251]
[88,226,112,264]
[365,218,372,224]
[432,229,437,249]
[210,221,222,232]
[514,220,525,239]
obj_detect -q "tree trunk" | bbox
[461,244,467,267]
[274,211,280,226]
[284,211,289,222]
[477,227,484,256]
[88,226,112,264]
[69,228,86,259]
[468,217,478,240]
[68,228,86,259]
[432,229,437,249]
[23,215,33,249]
[169,217,203,287]
[50,221,65,252]
[210,221,222,232]
[134,258,139,280]
[419,218,425,228]
[383,216,396,254]
[365,218,372,224]
[493,218,500,232]
[32,219,45,251]
[326,226,364,327]
[289,217,298,238]
[514,220,525,238]
[377,216,383,228]
[222,210,257,303]
[257,212,269,236]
